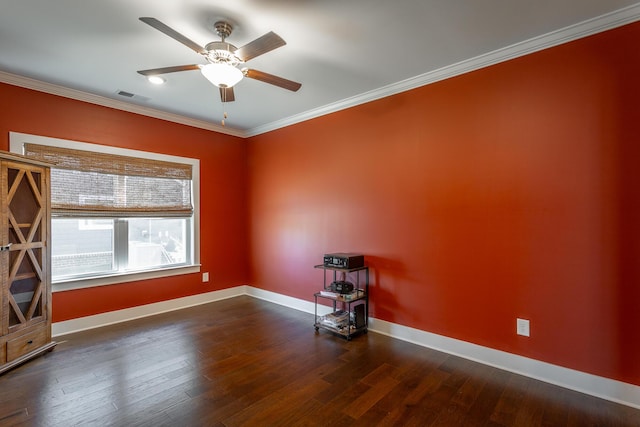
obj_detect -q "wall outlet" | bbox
[517,318,530,337]
[202,272,209,282]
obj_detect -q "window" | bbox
[10,132,200,290]
[51,217,190,280]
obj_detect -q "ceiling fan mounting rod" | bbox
[214,21,233,41]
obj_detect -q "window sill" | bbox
[52,264,201,293]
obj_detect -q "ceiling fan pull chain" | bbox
[220,88,226,126]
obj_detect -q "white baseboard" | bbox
[52,285,640,409]
[52,286,247,336]
[245,287,640,410]
[367,317,640,410]
[245,286,332,316]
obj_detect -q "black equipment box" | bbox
[353,304,366,329]
[323,253,364,269]
[330,281,354,294]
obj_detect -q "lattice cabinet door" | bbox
[1,152,54,374]
[1,160,50,335]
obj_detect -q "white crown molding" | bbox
[245,3,640,137]
[2,4,640,139]
[0,71,245,138]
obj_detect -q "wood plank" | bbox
[0,296,639,426]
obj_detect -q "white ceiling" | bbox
[1,1,640,137]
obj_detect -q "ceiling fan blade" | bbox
[137,64,201,76]
[219,87,235,103]
[235,32,286,62]
[244,69,302,92]
[139,17,207,55]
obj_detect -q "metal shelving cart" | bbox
[313,264,368,340]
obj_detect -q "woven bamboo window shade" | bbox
[24,143,193,217]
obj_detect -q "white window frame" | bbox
[10,132,201,292]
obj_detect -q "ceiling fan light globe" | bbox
[200,63,243,88]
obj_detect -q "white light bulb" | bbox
[147,75,166,85]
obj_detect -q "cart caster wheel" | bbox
[314,326,319,332]
[347,336,352,341]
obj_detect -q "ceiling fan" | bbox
[137,17,301,103]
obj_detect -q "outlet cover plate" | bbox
[517,318,530,337]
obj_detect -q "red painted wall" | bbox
[0,83,250,322]
[2,20,639,388]
[247,22,640,386]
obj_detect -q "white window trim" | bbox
[9,131,201,292]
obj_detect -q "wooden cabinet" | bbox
[1,151,56,374]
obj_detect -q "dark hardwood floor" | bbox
[1,296,638,426]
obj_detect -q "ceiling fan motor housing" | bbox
[204,41,241,66]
